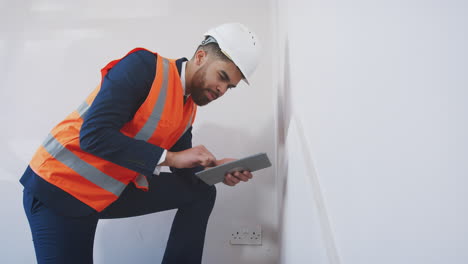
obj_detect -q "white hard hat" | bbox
[204,23,261,85]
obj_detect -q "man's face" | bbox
[190,58,243,106]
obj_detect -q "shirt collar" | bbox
[181,61,188,96]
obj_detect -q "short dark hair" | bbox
[193,38,245,79]
[194,36,232,62]
[194,41,232,63]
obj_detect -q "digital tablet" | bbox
[195,153,272,185]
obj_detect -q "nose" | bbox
[216,84,228,97]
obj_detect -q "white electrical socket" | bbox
[230,225,262,245]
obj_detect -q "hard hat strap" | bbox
[201,36,218,46]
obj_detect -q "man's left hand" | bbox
[213,158,253,187]
[223,170,253,186]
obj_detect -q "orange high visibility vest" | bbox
[29,48,197,212]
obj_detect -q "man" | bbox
[20,23,261,264]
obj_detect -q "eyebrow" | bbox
[220,70,231,82]
[220,70,236,88]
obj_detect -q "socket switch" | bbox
[230,225,262,245]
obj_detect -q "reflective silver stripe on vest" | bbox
[134,58,170,141]
[42,134,127,197]
[134,174,149,188]
[77,101,90,118]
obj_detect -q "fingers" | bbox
[223,171,253,187]
[223,177,236,186]
[200,153,216,167]
[215,158,236,166]
[242,171,253,180]
[196,145,216,167]
[170,145,219,168]
[224,174,240,186]
[232,171,250,182]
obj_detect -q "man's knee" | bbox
[205,184,216,203]
[199,184,217,210]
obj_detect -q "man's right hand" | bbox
[160,145,216,168]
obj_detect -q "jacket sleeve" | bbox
[79,50,164,178]
[169,127,205,182]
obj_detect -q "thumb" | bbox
[215,158,236,166]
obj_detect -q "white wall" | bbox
[276,0,468,263]
[0,1,277,263]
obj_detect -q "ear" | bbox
[195,49,208,66]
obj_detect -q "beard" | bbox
[190,66,211,106]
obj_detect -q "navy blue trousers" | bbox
[23,172,217,264]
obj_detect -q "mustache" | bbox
[204,88,220,98]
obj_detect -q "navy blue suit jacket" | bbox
[20,50,202,216]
